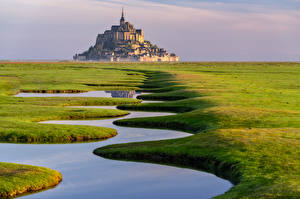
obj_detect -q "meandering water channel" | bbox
[1,91,232,199]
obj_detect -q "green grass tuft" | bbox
[0,162,62,198]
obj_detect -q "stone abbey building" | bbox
[74,9,179,62]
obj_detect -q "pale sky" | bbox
[0,0,299,61]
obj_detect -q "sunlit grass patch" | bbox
[0,163,62,198]
[0,62,145,143]
[95,62,300,198]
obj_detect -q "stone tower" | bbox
[120,8,125,25]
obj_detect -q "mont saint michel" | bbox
[73,9,179,62]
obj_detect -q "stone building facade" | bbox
[74,9,179,62]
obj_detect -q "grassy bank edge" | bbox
[93,142,239,184]
[93,70,300,198]
[1,96,142,143]
[0,162,62,198]
[94,71,239,195]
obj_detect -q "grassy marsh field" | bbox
[94,62,300,198]
[0,62,299,198]
[0,62,144,143]
[0,62,144,197]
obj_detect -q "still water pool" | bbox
[1,91,232,199]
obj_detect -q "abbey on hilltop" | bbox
[74,9,179,62]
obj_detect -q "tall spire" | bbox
[120,7,125,24]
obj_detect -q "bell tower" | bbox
[120,7,125,25]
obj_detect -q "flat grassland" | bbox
[0,62,145,143]
[94,62,300,198]
[0,62,299,198]
[0,62,144,197]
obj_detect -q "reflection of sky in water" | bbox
[15,91,145,98]
[1,140,232,199]
[1,96,232,198]
[0,110,232,199]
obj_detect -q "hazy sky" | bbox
[0,0,299,61]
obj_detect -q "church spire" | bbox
[120,7,125,24]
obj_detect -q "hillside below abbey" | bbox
[74,9,179,62]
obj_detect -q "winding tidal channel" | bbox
[2,91,232,199]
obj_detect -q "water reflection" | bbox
[5,92,233,199]
[15,91,144,98]
[105,90,141,98]
[0,110,232,199]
